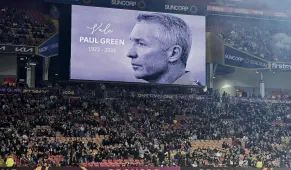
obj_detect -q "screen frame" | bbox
[70,5,206,87]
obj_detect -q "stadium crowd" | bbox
[208,16,291,62]
[0,6,56,46]
[0,83,291,168]
[2,0,291,169]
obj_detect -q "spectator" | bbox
[208,15,291,62]
[0,83,291,167]
[0,6,56,46]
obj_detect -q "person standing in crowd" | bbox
[6,156,14,167]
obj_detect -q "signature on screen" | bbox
[87,23,113,35]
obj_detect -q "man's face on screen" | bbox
[127,21,169,81]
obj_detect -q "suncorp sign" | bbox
[224,45,269,69]
[37,33,59,57]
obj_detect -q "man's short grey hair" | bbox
[137,13,192,66]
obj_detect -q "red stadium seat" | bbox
[93,162,99,167]
[87,162,94,167]
[80,162,87,167]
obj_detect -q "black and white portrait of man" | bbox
[127,13,198,85]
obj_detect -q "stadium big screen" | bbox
[70,5,206,85]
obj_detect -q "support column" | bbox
[31,65,35,88]
[26,67,32,87]
[26,65,36,88]
[209,63,214,89]
[259,72,265,98]
[43,57,50,81]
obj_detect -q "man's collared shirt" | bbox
[172,71,198,85]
